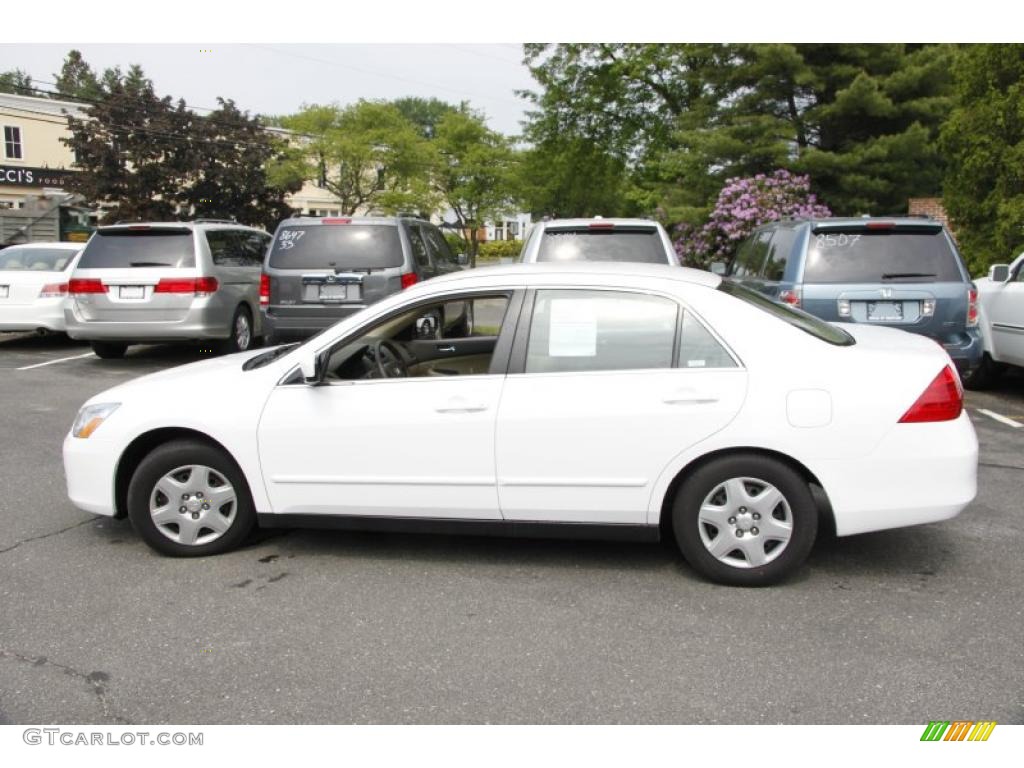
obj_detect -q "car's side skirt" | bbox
[256,513,661,543]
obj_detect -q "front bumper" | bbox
[0,300,67,333]
[63,431,119,517]
[814,411,978,537]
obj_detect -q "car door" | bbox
[986,257,1024,366]
[495,288,747,525]
[257,289,523,520]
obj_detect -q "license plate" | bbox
[319,284,351,301]
[0,285,8,299]
[119,285,145,299]
[867,301,903,321]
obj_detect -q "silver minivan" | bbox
[65,221,271,358]
[519,218,680,265]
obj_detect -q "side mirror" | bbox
[456,252,469,267]
[989,264,1010,283]
[415,312,440,340]
[710,261,727,276]
[298,350,322,385]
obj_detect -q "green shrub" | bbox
[443,232,467,255]
[477,239,522,260]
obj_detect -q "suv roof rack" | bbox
[193,218,238,225]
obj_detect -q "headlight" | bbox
[72,403,120,439]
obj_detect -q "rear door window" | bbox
[803,227,962,283]
[731,231,772,278]
[206,230,243,266]
[268,224,403,270]
[235,231,269,267]
[78,228,195,268]
[536,227,667,264]
[423,226,458,267]
[406,226,431,269]
[763,228,798,281]
[0,247,76,271]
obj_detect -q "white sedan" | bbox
[0,242,82,333]
[966,252,1024,388]
[63,263,978,586]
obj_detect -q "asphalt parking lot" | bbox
[0,331,1022,725]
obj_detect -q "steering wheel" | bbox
[369,340,409,378]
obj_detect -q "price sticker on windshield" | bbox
[277,230,305,250]
[815,233,861,248]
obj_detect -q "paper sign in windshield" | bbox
[549,299,597,357]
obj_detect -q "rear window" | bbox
[0,247,77,271]
[536,227,668,264]
[803,227,962,283]
[719,281,854,346]
[78,229,195,268]
[268,224,403,270]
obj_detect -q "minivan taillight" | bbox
[967,287,979,327]
[899,365,963,423]
[779,288,802,308]
[154,277,219,296]
[68,278,106,295]
[39,282,68,298]
[259,273,270,307]
[400,273,419,290]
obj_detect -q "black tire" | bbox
[90,342,127,359]
[962,352,1003,391]
[671,454,818,586]
[126,439,256,557]
[219,305,254,354]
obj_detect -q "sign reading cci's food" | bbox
[0,165,76,187]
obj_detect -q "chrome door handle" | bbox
[435,398,488,414]
[437,345,456,353]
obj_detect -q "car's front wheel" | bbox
[672,454,818,586]
[127,439,255,556]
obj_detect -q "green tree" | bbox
[53,49,102,101]
[392,96,461,139]
[941,44,1024,273]
[431,110,520,265]
[279,101,436,215]
[0,68,34,96]
[518,136,634,219]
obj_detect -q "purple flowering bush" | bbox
[673,170,831,267]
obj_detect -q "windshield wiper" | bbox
[881,272,936,280]
[129,261,173,267]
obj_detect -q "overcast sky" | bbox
[0,44,536,136]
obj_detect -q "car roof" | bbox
[96,222,264,232]
[278,216,421,227]
[1,241,81,250]
[767,216,943,229]
[422,261,720,289]
[537,218,661,229]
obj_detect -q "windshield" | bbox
[719,281,855,346]
[78,229,196,268]
[268,224,403,270]
[536,228,668,264]
[0,247,77,271]
[803,228,962,283]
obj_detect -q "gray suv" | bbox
[66,221,271,358]
[726,217,983,374]
[261,216,465,343]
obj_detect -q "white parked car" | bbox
[0,242,82,333]
[519,218,680,265]
[965,253,1024,388]
[63,263,977,585]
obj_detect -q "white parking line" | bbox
[16,352,96,371]
[977,408,1024,429]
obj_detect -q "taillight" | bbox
[400,272,419,290]
[39,282,68,298]
[779,288,801,308]
[899,365,963,423]
[68,278,106,294]
[259,273,270,307]
[154,277,219,296]
[966,287,978,327]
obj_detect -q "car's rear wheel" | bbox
[90,342,127,359]
[962,352,1003,391]
[220,306,253,354]
[672,454,817,586]
[127,439,255,557]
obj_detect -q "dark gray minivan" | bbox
[261,216,465,343]
[726,217,983,374]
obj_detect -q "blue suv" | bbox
[725,217,983,374]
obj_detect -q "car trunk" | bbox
[0,270,65,305]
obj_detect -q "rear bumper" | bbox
[942,328,984,374]
[64,303,229,342]
[0,300,66,332]
[813,411,978,537]
[263,305,366,340]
